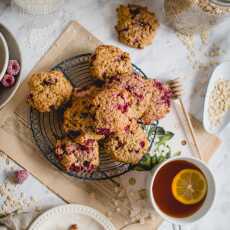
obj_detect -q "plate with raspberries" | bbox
[28,45,172,180]
[0,24,22,109]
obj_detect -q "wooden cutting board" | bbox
[0,21,221,229]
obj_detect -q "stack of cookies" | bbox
[88,45,171,165]
[27,45,171,174]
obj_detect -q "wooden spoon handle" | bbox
[176,99,203,160]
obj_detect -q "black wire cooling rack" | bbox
[30,53,158,180]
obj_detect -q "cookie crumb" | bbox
[69,224,78,230]
[181,140,187,146]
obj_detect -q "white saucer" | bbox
[29,204,116,230]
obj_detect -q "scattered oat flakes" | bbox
[30,196,37,202]
[117,190,125,198]
[200,29,209,45]
[207,44,222,57]
[116,207,121,213]
[139,217,145,225]
[114,186,119,193]
[5,158,10,165]
[106,211,112,217]
[176,32,194,51]
[113,199,119,207]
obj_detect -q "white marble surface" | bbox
[0,0,230,229]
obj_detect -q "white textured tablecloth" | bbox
[0,0,229,229]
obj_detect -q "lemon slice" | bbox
[171,169,207,205]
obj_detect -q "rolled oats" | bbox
[208,79,230,127]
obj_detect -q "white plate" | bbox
[203,62,230,134]
[0,24,22,109]
[29,204,116,230]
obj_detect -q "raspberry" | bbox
[87,164,95,174]
[153,79,163,90]
[7,60,20,76]
[124,125,130,133]
[79,144,89,153]
[139,141,145,148]
[84,139,95,146]
[116,103,129,113]
[1,74,15,87]
[14,169,29,184]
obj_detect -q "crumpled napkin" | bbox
[0,210,43,230]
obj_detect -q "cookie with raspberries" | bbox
[27,70,73,112]
[91,85,137,136]
[106,73,153,119]
[55,134,99,173]
[63,86,102,140]
[104,121,149,164]
[140,79,172,124]
[90,45,133,81]
[115,4,159,48]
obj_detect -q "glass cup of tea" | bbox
[147,156,216,224]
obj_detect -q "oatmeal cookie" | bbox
[115,4,159,48]
[91,85,136,136]
[90,45,133,81]
[106,73,152,118]
[140,79,172,124]
[104,122,149,164]
[63,86,102,139]
[27,70,73,112]
[63,96,95,136]
[55,133,99,173]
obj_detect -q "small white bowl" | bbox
[203,62,230,134]
[0,32,9,81]
[0,24,22,110]
[147,156,216,225]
